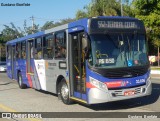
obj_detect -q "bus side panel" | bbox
[21,60,30,87]
[34,60,46,90]
[29,59,41,90]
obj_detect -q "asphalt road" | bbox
[0,73,160,121]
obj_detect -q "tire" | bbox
[59,79,73,105]
[18,72,26,89]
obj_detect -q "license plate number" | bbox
[124,90,135,96]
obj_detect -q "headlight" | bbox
[89,76,108,91]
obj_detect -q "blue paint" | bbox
[86,61,150,89]
[68,18,88,33]
[73,92,87,101]
[6,31,44,45]
[127,60,133,67]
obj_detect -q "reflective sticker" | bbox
[66,71,69,77]
[99,58,115,64]
[127,60,133,67]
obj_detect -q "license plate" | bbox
[124,90,135,96]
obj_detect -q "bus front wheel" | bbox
[18,72,26,89]
[59,79,72,105]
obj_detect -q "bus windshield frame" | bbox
[88,32,149,69]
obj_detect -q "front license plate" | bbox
[124,90,135,96]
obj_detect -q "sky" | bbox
[0,0,91,32]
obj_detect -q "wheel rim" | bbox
[61,83,69,100]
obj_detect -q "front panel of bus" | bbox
[85,18,152,104]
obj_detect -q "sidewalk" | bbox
[151,74,160,79]
[151,70,160,79]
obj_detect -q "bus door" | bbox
[27,40,34,73]
[69,32,87,101]
[26,39,35,87]
[11,45,16,79]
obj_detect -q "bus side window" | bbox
[21,41,26,59]
[7,45,11,59]
[16,43,21,59]
[35,38,42,59]
[55,32,66,59]
[43,34,54,59]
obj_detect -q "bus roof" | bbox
[6,31,44,45]
[6,16,140,45]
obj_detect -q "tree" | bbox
[76,0,134,20]
[1,23,23,42]
[132,0,160,66]
[41,21,54,30]
[23,20,40,35]
[41,18,75,30]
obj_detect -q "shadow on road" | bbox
[0,82,14,85]
[34,82,160,111]
[82,83,160,111]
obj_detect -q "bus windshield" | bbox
[89,33,149,68]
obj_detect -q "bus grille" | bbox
[91,65,149,79]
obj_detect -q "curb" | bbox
[150,70,160,79]
[151,70,160,74]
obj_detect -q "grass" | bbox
[151,67,160,70]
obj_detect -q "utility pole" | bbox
[30,16,35,34]
[158,46,159,67]
[121,0,123,16]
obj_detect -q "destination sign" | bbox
[98,21,138,29]
[89,18,144,34]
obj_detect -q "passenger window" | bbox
[35,38,42,59]
[21,41,26,59]
[55,32,66,59]
[43,34,54,59]
[16,43,21,59]
[7,46,11,59]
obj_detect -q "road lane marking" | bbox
[0,104,16,112]
[0,104,42,121]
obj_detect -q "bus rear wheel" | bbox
[59,79,73,105]
[18,72,26,89]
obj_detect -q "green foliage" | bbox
[133,0,160,50]
[1,23,23,42]
[75,0,134,20]
[23,20,40,35]
[76,10,88,20]
[41,18,75,30]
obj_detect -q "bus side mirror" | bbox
[82,35,89,59]
[82,36,88,50]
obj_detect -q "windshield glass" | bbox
[89,33,149,68]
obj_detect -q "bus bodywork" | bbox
[6,16,152,104]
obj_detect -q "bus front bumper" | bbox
[88,80,152,104]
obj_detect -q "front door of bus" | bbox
[26,40,35,88]
[69,32,86,101]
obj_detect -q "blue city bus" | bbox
[6,16,152,104]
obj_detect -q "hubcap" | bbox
[61,83,69,100]
[19,75,22,86]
